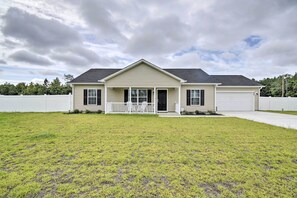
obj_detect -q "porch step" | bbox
[158,112,180,117]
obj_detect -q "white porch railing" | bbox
[107,102,155,114]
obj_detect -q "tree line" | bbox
[259,73,297,97]
[0,73,296,96]
[0,75,73,95]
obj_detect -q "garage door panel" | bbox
[217,92,254,111]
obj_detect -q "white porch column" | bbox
[154,87,156,114]
[178,86,181,114]
[129,87,132,114]
[104,86,107,114]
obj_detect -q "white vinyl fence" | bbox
[0,94,73,112]
[259,97,297,111]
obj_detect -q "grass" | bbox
[263,110,297,116]
[0,113,296,197]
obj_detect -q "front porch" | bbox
[105,86,181,114]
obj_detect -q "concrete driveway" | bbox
[220,111,297,130]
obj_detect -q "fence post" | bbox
[44,94,47,112]
[69,93,72,111]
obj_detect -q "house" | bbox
[69,59,262,114]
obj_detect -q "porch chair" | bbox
[126,101,136,113]
[139,101,148,113]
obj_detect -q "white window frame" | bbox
[131,89,148,105]
[87,89,97,105]
[190,89,200,106]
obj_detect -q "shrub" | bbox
[181,110,188,115]
[97,110,102,114]
[195,110,206,115]
[73,109,81,114]
[85,110,91,114]
[181,111,194,115]
[207,110,218,115]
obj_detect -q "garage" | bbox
[216,92,254,111]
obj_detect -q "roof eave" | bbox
[182,82,222,85]
[68,82,105,85]
[218,85,264,88]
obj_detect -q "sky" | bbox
[0,0,297,84]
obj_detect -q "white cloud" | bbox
[0,0,297,83]
[31,78,44,84]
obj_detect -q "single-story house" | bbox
[69,59,262,114]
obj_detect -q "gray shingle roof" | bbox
[70,69,120,83]
[70,68,262,86]
[211,75,262,86]
[164,69,221,83]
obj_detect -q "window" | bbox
[138,89,147,103]
[131,89,137,103]
[191,90,200,105]
[88,89,97,104]
[131,89,147,104]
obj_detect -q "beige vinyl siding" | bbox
[105,63,181,87]
[216,87,260,110]
[181,85,215,112]
[107,88,124,103]
[167,88,178,112]
[73,84,105,111]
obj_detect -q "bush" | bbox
[195,110,206,115]
[181,110,195,115]
[85,110,91,114]
[73,109,81,114]
[207,110,218,115]
[97,110,102,114]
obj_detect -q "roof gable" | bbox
[101,59,186,82]
[104,61,182,87]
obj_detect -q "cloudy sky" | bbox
[0,0,297,84]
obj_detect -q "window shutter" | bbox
[97,89,101,105]
[124,89,128,102]
[186,90,191,106]
[148,90,152,103]
[201,90,205,106]
[83,89,87,105]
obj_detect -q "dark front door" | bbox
[158,90,167,111]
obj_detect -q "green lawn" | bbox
[263,110,297,116]
[0,113,296,197]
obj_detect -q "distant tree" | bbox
[259,73,297,97]
[49,77,62,95]
[0,76,73,95]
[43,78,49,94]
[24,82,37,95]
[0,83,17,95]
[15,82,27,95]
[63,74,74,82]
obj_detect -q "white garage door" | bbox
[216,92,254,111]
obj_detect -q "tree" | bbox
[49,77,62,95]
[259,73,297,97]
[15,83,27,95]
[63,74,74,82]
[0,76,73,95]
[0,83,17,95]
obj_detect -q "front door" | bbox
[158,90,167,111]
